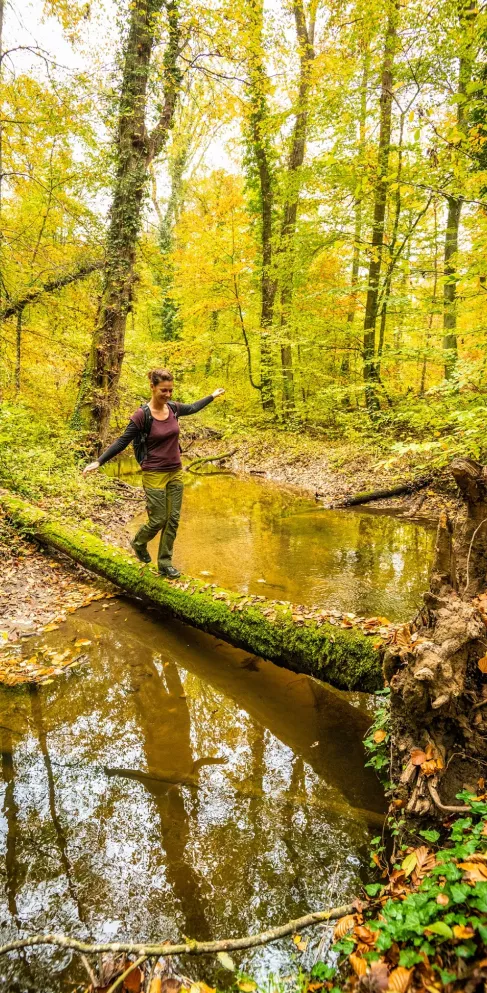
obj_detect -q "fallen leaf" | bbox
[238,983,257,992]
[366,962,388,992]
[478,656,487,673]
[458,860,487,881]
[160,981,182,993]
[43,623,60,632]
[453,924,475,939]
[334,914,356,939]
[74,639,92,648]
[349,954,367,977]
[436,892,449,906]
[123,963,143,992]
[401,852,417,877]
[387,966,412,993]
[411,748,427,766]
[292,934,308,952]
[412,846,436,883]
[424,921,453,939]
[216,952,235,971]
[354,925,378,946]
[374,730,387,744]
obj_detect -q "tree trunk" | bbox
[278,0,316,418]
[443,195,462,380]
[362,1,398,415]
[82,0,181,445]
[157,145,188,341]
[14,311,21,391]
[0,491,383,693]
[341,45,369,391]
[385,457,487,819]
[245,0,277,414]
[442,2,476,381]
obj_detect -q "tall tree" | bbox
[443,1,477,381]
[82,0,182,444]
[362,0,398,414]
[278,0,316,417]
[245,0,277,413]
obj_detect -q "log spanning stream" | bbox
[0,475,435,991]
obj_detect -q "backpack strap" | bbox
[167,400,179,419]
[141,403,153,437]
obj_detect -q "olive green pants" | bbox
[133,480,184,570]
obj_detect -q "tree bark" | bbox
[362,1,398,415]
[0,491,383,692]
[82,0,181,445]
[385,457,487,819]
[245,0,277,414]
[278,0,316,418]
[442,3,476,381]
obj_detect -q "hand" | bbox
[83,461,100,477]
[212,387,225,398]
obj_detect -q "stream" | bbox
[0,473,436,990]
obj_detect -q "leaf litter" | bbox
[0,509,117,683]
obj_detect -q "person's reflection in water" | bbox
[107,656,222,941]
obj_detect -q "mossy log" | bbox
[0,492,383,692]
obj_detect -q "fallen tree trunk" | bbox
[0,491,383,692]
[326,476,432,509]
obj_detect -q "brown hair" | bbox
[148,368,174,386]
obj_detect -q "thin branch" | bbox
[106,955,148,993]
[0,903,354,959]
[0,261,103,322]
[185,449,237,471]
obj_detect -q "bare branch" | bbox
[0,903,354,959]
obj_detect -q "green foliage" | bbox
[331,796,487,979]
[363,690,390,784]
[0,403,116,517]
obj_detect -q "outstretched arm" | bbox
[176,387,225,417]
[83,421,139,475]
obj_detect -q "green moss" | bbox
[0,491,384,692]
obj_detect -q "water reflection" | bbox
[113,468,434,620]
[0,602,384,990]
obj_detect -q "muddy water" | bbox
[113,464,435,620]
[0,599,384,991]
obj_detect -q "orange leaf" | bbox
[334,914,356,940]
[412,846,436,882]
[453,924,475,939]
[123,965,143,992]
[436,892,449,906]
[458,860,487,881]
[387,966,412,993]
[354,925,379,946]
[349,954,367,977]
[411,748,426,766]
[478,656,487,672]
[374,730,387,744]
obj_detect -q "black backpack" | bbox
[133,401,179,465]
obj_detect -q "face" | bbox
[151,379,174,402]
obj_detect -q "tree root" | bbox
[0,903,354,959]
[427,780,471,814]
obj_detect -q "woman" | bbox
[83,369,225,578]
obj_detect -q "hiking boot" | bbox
[159,565,181,579]
[130,540,151,564]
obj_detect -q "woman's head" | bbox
[148,368,174,402]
